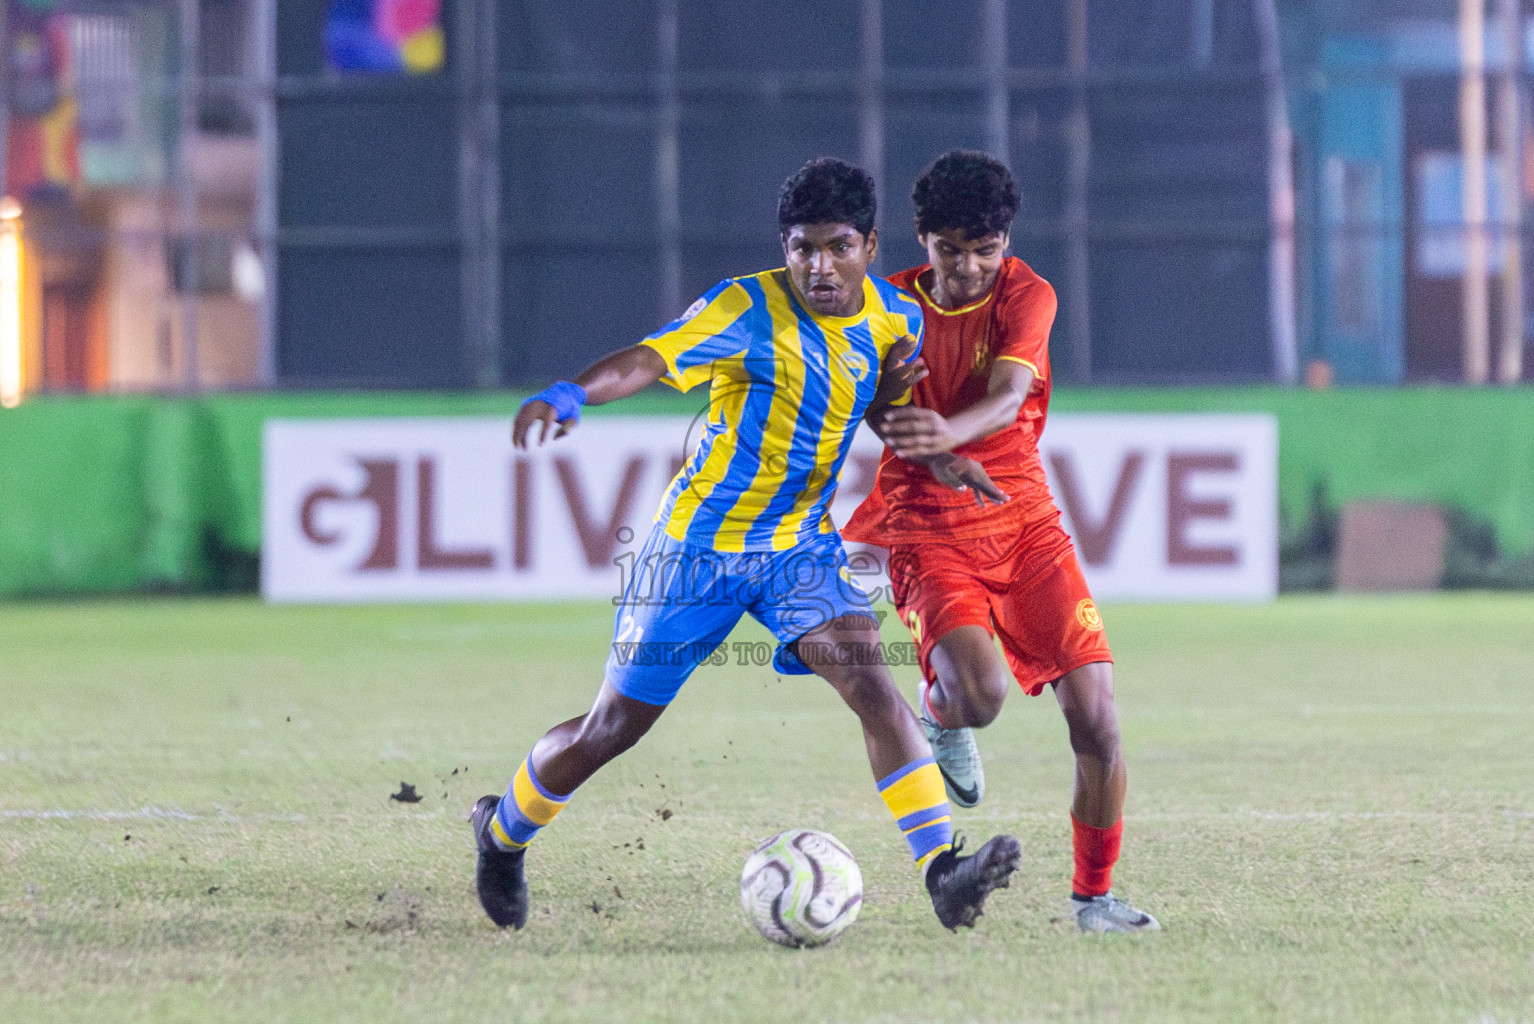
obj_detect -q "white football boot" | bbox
[1069,892,1161,933]
[918,679,985,809]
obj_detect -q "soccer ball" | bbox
[740,828,862,948]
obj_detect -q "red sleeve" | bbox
[993,260,1057,382]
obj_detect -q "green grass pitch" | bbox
[1,595,1532,1023]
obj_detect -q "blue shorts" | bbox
[604,525,877,706]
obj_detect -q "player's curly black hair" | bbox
[911,150,1020,240]
[777,157,877,238]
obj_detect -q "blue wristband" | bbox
[523,381,587,423]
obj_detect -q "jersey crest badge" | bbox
[840,351,870,381]
[972,336,991,373]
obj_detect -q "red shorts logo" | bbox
[1075,598,1104,632]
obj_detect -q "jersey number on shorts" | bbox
[616,614,645,644]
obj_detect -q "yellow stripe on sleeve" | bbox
[995,355,1042,378]
[641,283,754,392]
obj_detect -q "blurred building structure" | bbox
[0,0,1530,394]
[0,0,267,398]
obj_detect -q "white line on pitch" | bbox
[0,807,306,822]
[841,808,1534,823]
[3,807,1530,824]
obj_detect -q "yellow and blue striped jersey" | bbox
[640,269,924,552]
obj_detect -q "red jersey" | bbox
[843,256,1059,545]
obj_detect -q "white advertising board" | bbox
[1038,414,1277,601]
[262,413,1276,603]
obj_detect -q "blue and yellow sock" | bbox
[488,756,570,852]
[877,755,953,874]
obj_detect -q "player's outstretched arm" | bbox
[876,359,1033,459]
[926,454,1008,507]
[862,335,927,427]
[513,344,668,449]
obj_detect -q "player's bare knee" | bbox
[827,665,902,720]
[943,681,1004,727]
[1063,699,1120,763]
[1073,719,1120,764]
[842,673,900,719]
[945,665,1007,726]
[971,692,1006,727]
[1057,664,1118,742]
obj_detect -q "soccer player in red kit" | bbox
[844,150,1159,932]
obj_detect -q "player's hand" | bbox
[880,406,962,458]
[928,454,1008,506]
[512,399,575,449]
[873,335,927,407]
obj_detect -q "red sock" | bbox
[1071,815,1122,897]
[919,678,952,728]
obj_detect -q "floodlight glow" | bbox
[0,201,23,409]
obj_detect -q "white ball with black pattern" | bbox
[740,828,862,948]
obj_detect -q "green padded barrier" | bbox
[0,386,1530,596]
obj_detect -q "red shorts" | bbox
[887,517,1112,696]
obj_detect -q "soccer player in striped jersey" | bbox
[845,150,1160,932]
[472,157,1021,932]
